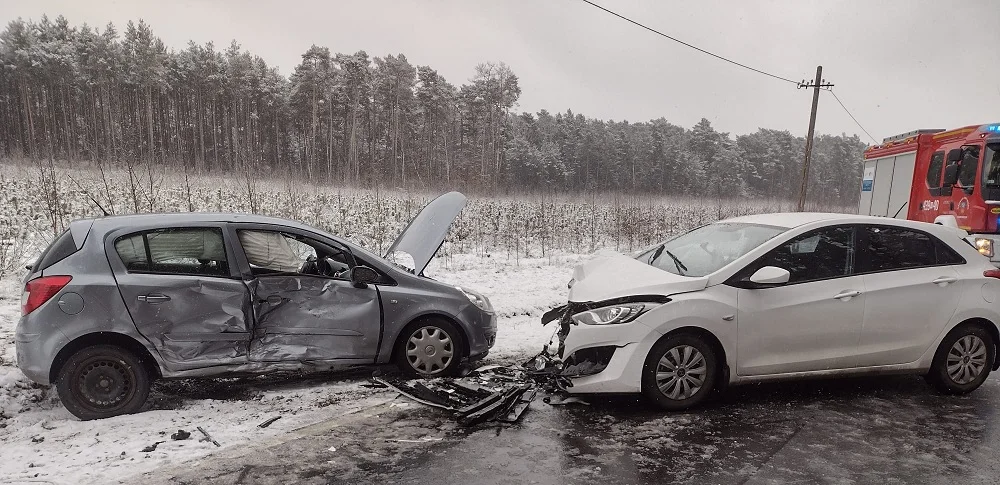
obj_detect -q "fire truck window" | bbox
[926,151,945,188]
[958,145,980,187]
[863,226,938,272]
[984,144,1000,185]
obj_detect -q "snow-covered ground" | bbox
[0,252,590,484]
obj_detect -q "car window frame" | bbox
[726,223,859,288]
[228,223,369,281]
[110,225,239,279]
[855,224,966,275]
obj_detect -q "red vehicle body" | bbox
[859,123,1000,234]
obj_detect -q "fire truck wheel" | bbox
[925,323,995,395]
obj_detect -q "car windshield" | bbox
[640,222,787,277]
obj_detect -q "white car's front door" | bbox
[855,225,965,366]
[735,225,866,376]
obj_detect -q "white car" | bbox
[540,212,1000,410]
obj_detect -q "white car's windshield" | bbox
[640,223,787,277]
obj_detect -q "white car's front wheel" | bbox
[642,333,718,411]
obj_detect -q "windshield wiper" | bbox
[663,249,688,275]
[648,244,665,264]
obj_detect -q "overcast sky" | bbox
[4,0,999,142]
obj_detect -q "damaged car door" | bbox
[110,225,252,367]
[230,225,382,363]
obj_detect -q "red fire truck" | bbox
[859,123,1000,263]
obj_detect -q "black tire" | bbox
[395,318,464,378]
[642,333,718,411]
[926,324,995,395]
[55,345,151,420]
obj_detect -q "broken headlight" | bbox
[457,286,493,313]
[572,302,651,325]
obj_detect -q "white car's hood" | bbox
[567,252,708,302]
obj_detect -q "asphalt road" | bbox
[143,374,1000,485]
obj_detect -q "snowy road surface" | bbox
[0,253,585,484]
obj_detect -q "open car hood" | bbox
[385,191,467,275]
[567,252,708,302]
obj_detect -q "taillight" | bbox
[22,275,72,315]
[984,269,1000,279]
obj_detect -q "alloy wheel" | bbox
[947,335,988,385]
[655,344,708,400]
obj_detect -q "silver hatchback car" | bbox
[15,192,496,420]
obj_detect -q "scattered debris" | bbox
[30,436,44,444]
[140,441,165,453]
[196,426,220,447]
[544,396,589,406]
[327,446,337,452]
[170,429,191,441]
[257,416,281,428]
[373,365,538,426]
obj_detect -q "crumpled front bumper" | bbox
[527,302,661,394]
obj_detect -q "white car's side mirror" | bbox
[749,266,791,286]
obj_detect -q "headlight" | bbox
[572,302,652,325]
[456,286,493,313]
[975,238,994,258]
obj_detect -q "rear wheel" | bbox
[642,333,718,411]
[926,324,994,394]
[55,345,151,420]
[396,319,464,377]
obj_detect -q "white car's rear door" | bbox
[855,225,965,366]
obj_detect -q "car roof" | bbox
[85,212,318,233]
[721,212,968,237]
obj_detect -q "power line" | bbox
[578,0,800,85]
[827,89,877,144]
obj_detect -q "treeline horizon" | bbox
[0,15,865,205]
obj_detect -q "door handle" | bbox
[832,290,861,300]
[265,295,283,305]
[137,293,171,303]
[932,276,958,285]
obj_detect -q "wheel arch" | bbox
[649,325,730,390]
[50,332,162,383]
[953,317,1000,371]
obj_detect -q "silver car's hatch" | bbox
[385,191,466,275]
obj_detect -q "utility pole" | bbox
[796,66,834,211]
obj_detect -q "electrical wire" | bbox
[827,89,878,144]
[578,0,800,85]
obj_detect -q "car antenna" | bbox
[66,173,111,217]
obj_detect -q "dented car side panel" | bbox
[246,275,381,361]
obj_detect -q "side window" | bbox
[757,225,855,284]
[935,239,966,266]
[863,226,939,272]
[926,151,944,188]
[114,228,229,277]
[237,230,353,279]
[958,145,980,187]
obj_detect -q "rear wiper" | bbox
[663,249,688,275]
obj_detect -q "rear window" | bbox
[114,227,230,277]
[33,230,79,272]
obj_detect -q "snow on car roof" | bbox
[722,212,857,228]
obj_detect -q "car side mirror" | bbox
[748,266,790,287]
[942,162,960,186]
[350,265,379,287]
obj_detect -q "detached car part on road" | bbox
[15,192,496,420]
[533,212,1000,410]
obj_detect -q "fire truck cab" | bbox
[859,123,1000,264]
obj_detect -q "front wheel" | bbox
[926,324,995,394]
[55,345,151,420]
[641,333,718,411]
[395,319,464,378]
